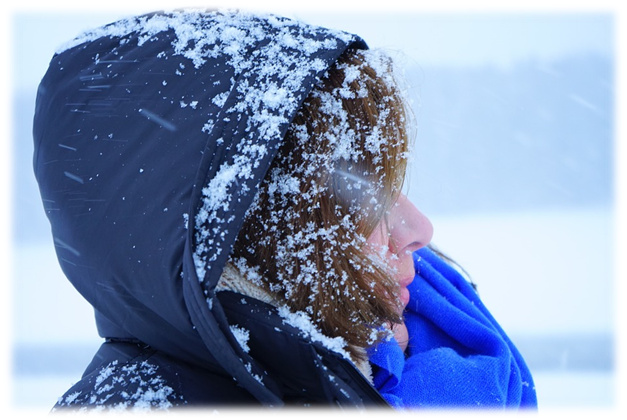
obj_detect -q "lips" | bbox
[398,275,414,308]
[399,286,411,308]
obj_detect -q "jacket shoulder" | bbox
[53,341,255,411]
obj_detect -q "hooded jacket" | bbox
[33,10,387,409]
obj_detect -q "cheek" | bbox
[397,247,415,268]
[365,224,389,258]
[366,222,387,248]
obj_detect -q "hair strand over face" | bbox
[230,49,410,361]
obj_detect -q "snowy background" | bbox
[7,3,620,414]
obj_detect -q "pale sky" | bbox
[11,7,613,92]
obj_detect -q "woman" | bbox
[33,9,536,409]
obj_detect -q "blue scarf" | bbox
[368,247,538,409]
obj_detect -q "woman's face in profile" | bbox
[366,194,433,349]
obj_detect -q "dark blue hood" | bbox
[33,10,366,403]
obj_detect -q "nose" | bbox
[388,194,433,256]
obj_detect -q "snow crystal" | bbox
[262,86,289,110]
[229,325,251,353]
[94,360,118,388]
[244,362,264,385]
[62,391,82,405]
[277,305,351,360]
[179,99,199,108]
[212,91,229,108]
[231,257,265,287]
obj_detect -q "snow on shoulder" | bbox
[54,360,182,411]
[277,305,351,361]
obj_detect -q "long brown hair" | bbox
[230,48,410,361]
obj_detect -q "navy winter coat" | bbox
[33,10,387,408]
